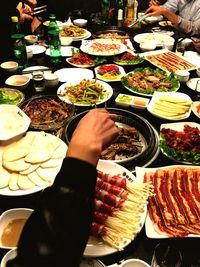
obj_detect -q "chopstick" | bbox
[32,5,47,15]
[22,68,52,74]
[33,5,47,11]
[128,14,149,28]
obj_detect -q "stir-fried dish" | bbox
[68,52,94,66]
[60,25,86,38]
[121,67,179,95]
[59,79,110,105]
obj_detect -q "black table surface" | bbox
[0,20,200,267]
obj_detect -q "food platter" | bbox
[80,39,127,56]
[0,88,24,105]
[147,92,192,120]
[0,131,67,196]
[92,28,131,39]
[66,56,95,68]
[84,160,147,257]
[60,25,91,41]
[191,101,200,119]
[112,51,145,66]
[135,165,200,238]
[54,68,94,83]
[57,79,113,107]
[159,121,200,165]
[143,49,197,73]
[45,46,79,57]
[134,33,174,47]
[94,64,126,82]
[121,67,180,97]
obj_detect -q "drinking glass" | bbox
[32,71,45,92]
[151,243,182,267]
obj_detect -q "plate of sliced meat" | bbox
[136,165,200,238]
[143,49,196,73]
[83,160,153,257]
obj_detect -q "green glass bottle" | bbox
[47,14,61,63]
[11,16,28,70]
[101,0,110,25]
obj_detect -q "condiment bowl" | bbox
[60,36,73,46]
[120,258,150,267]
[73,18,88,27]
[0,208,33,249]
[0,61,18,72]
[24,34,38,44]
[175,70,190,82]
[140,41,156,52]
[44,72,59,87]
[5,75,30,90]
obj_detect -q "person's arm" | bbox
[176,17,200,36]
[6,109,118,267]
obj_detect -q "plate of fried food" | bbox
[147,92,192,120]
[66,52,95,68]
[159,121,200,165]
[60,24,91,41]
[0,131,67,196]
[121,67,180,97]
[136,165,200,238]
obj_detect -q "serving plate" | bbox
[147,92,192,120]
[57,79,113,107]
[121,67,180,97]
[45,46,79,57]
[60,26,91,41]
[26,45,46,55]
[113,51,145,66]
[0,131,67,196]
[191,101,200,119]
[80,39,127,56]
[0,88,24,106]
[159,121,200,165]
[186,78,200,91]
[94,64,126,82]
[135,165,200,238]
[92,28,131,39]
[134,33,174,47]
[54,68,94,83]
[84,160,147,257]
[66,57,95,68]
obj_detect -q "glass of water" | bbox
[32,71,45,92]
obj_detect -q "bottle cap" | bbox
[11,16,18,23]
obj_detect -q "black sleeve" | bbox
[6,157,97,267]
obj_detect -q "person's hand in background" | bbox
[149,0,160,7]
[16,2,33,22]
[67,109,119,166]
[192,38,200,53]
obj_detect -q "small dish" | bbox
[0,61,18,72]
[175,70,190,82]
[115,93,149,109]
[186,78,200,92]
[120,258,150,267]
[73,18,88,27]
[26,45,46,55]
[94,64,126,82]
[0,105,31,141]
[139,42,156,52]
[191,101,200,119]
[24,34,38,44]
[0,88,25,105]
[60,36,73,46]
[0,208,33,249]
[5,75,30,90]
[145,16,158,24]
[44,73,59,88]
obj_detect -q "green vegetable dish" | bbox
[0,88,24,105]
[113,52,144,65]
[121,67,180,96]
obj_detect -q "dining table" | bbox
[0,15,200,267]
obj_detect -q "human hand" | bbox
[192,38,200,53]
[16,2,33,22]
[149,0,160,7]
[145,5,166,16]
[66,109,119,166]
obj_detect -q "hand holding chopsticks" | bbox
[31,5,47,15]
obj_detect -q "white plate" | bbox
[45,46,79,57]
[159,121,200,164]
[191,101,200,119]
[186,78,200,91]
[54,68,94,83]
[66,57,95,68]
[112,51,145,66]
[22,66,51,79]
[134,33,174,47]
[26,45,46,55]
[0,131,67,196]
[135,165,200,238]
[94,64,126,82]
[158,20,173,27]
[43,20,63,27]
[80,39,127,56]
[147,92,192,120]
[143,49,197,73]
[57,79,113,107]
[72,30,91,41]
[84,160,147,257]
[0,105,30,141]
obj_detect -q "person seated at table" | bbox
[192,37,200,53]
[145,0,200,36]
[6,108,119,267]
[0,1,33,62]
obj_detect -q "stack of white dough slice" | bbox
[0,131,67,192]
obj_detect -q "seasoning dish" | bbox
[44,73,59,88]
[175,70,190,82]
[5,75,30,90]
[0,208,33,249]
[139,41,157,52]
[60,36,73,46]
[24,34,38,44]
[115,93,149,109]
[73,18,88,27]
[0,61,18,72]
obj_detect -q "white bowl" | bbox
[120,259,150,267]
[175,70,190,82]
[5,75,30,90]
[0,61,18,72]
[44,73,59,87]
[140,42,156,52]
[1,248,17,267]
[24,35,38,45]
[0,208,33,249]
[73,18,88,27]
[60,36,73,46]
[145,16,158,24]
